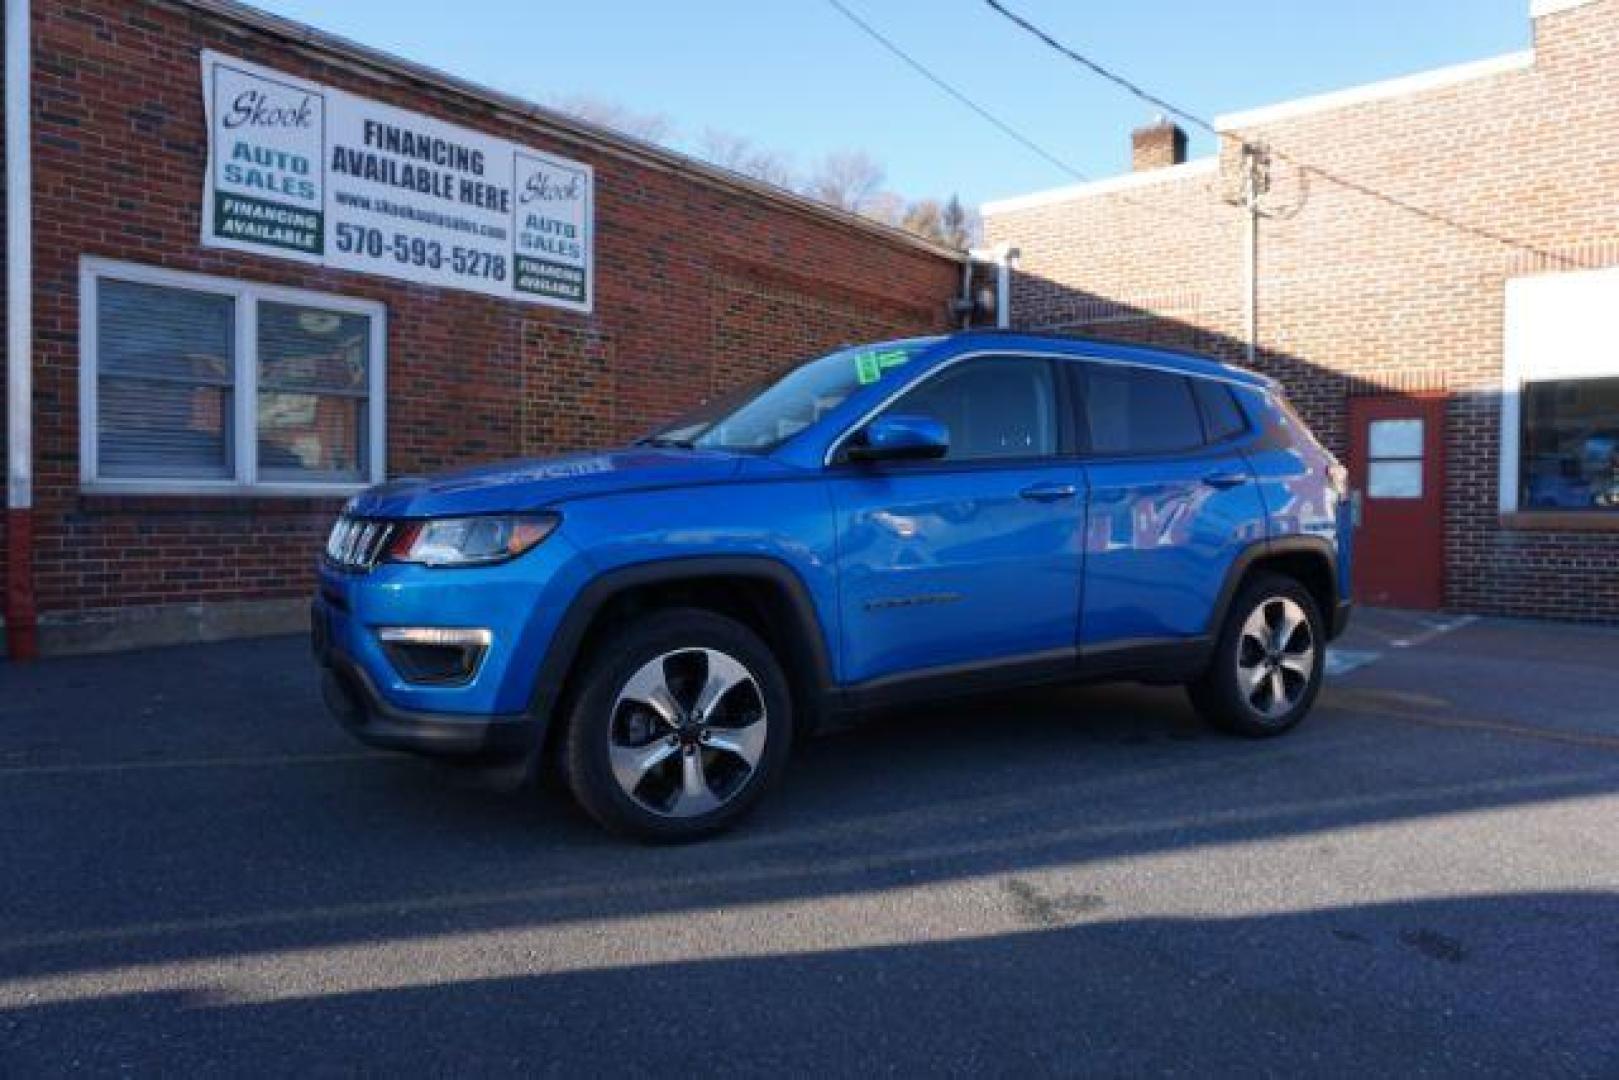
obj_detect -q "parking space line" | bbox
[1386,614,1478,650]
[1325,649,1381,677]
[1325,613,1480,678]
[0,751,381,778]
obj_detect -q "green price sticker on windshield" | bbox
[854,348,912,385]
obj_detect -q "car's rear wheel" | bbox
[559,608,793,841]
[1188,573,1325,737]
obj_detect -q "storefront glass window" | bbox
[257,303,371,482]
[97,281,236,480]
[1519,377,1619,511]
[84,261,385,494]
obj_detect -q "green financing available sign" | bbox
[205,59,326,260]
[201,51,595,312]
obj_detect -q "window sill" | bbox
[1499,511,1619,533]
[77,482,370,515]
[82,481,372,498]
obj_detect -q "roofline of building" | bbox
[1530,0,1604,20]
[980,157,1217,216]
[168,0,967,264]
[1212,49,1534,133]
[984,45,1538,218]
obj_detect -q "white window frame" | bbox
[1500,266,1619,514]
[80,257,387,496]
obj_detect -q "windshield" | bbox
[643,338,941,453]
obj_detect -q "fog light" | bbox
[376,627,492,685]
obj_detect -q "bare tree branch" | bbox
[697,130,796,188]
[548,99,977,248]
[551,94,677,145]
[803,150,885,213]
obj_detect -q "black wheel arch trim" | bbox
[528,555,838,729]
[1209,534,1347,641]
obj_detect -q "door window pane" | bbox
[1368,460,1422,498]
[97,280,235,479]
[1368,418,1423,458]
[1520,377,1619,511]
[257,302,372,482]
[1080,365,1203,455]
[888,358,1057,461]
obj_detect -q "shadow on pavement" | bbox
[4,891,1616,1073]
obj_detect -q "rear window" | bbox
[1079,365,1204,456]
[1193,379,1249,443]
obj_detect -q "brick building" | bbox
[0,0,972,656]
[985,0,1619,620]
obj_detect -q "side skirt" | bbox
[825,636,1213,725]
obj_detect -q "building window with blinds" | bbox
[80,260,385,494]
[257,303,372,484]
[96,280,237,481]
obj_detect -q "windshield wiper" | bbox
[638,436,696,448]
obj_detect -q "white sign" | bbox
[201,52,594,312]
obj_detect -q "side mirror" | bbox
[847,414,949,463]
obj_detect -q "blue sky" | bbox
[246,0,1528,207]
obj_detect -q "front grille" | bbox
[324,516,397,573]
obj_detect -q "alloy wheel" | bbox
[607,648,768,817]
[1236,597,1316,721]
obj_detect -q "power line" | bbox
[822,0,1089,185]
[981,0,1584,267]
[982,0,1218,139]
[819,0,1219,227]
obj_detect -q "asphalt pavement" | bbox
[2,609,1617,1076]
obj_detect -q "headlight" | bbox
[387,514,559,567]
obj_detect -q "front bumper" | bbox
[308,527,590,756]
[316,642,537,757]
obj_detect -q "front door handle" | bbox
[1202,471,1249,490]
[1020,482,1079,502]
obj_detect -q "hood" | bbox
[346,447,760,518]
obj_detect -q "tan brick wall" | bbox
[987,0,1619,621]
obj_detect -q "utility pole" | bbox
[1240,142,1271,367]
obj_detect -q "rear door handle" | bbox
[1020,482,1079,502]
[1202,471,1249,490]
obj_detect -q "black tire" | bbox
[559,608,793,842]
[1188,572,1326,737]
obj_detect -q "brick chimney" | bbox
[1131,117,1188,171]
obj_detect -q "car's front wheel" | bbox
[1188,573,1325,737]
[559,608,793,841]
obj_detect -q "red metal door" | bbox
[1348,395,1447,609]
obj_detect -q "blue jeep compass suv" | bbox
[314,331,1352,840]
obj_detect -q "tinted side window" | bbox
[1193,379,1248,443]
[886,357,1058,461]
[1079,365,1204,455]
